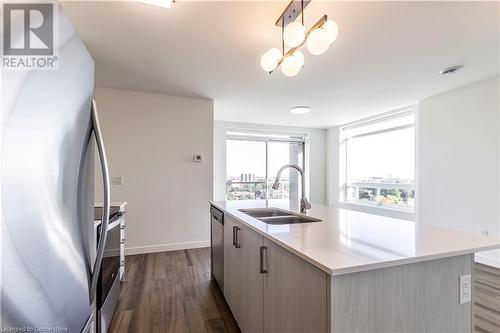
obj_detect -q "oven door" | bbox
[96,215,122,332]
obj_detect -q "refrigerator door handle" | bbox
[89,99,111,304]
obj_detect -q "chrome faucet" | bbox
[271,164,311,213]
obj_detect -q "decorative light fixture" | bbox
[260,0,339,77]
[290,106,311,114]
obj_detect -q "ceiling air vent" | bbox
[439,65,462,75]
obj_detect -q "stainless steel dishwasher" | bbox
[210,205,224,290]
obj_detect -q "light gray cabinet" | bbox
[263,238,328,333]
[223,215,327,333]
[224,216,264,333]
[236,223,264,333]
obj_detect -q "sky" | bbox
[226,140,303,180]
[346,127,415,182]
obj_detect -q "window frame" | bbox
[338,107,417,221]
[225,130,308,201]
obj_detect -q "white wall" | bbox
[95,87,213,254]
[214,121,327,205]
[418,77,500,267]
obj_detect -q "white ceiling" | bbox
[62,1,499,128]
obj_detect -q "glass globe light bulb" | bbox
[294,50,305,68]
[268,47,282,60]
[306,27,330,55]
[281,52,303,77]
[260,48,282,72]
[323,19,339,44]
[283,21,306,48]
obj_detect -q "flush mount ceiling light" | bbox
[290,106,311,114]
[260,0,338,77]
[136,0,172,8]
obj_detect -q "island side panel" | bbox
[330,254,473,333]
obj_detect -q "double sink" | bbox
[239,208,321,225]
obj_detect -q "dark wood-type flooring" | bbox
[109,248,239,333]
[109,248,500,333]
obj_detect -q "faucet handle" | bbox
[300,198,312,213]
[303,198,312,209]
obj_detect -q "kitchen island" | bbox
[210,200,500,333]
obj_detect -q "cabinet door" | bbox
[236,224,264,333]
[223,215,239,318]
[263,238,328,333]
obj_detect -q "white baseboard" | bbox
[125,240,210,255]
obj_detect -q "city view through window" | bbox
[225,112,415,212]
[343,111,415,210]
[226,138,304,201]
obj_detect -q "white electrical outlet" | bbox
[480,229,489,236]
[459,275,472,304]
[111,176,124,186]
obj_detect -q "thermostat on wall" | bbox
[193,154,203,162]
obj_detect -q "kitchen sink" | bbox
[239,208,321,224]
[258,215,321,225]
[239,208,292,218]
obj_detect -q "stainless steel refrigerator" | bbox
[1,6,111,333]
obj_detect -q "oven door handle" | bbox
[90,99,111,304]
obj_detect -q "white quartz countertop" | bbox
[211,200,500,276]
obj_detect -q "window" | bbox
[226,140,267,200]
[340,109,415,211]
[226,131,305,201]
